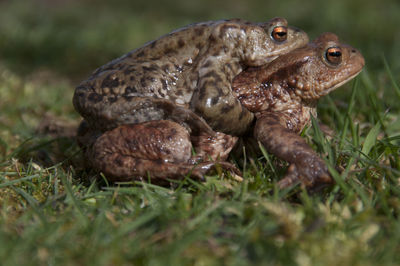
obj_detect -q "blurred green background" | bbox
[1,0,399,80]
[1,1,400,265]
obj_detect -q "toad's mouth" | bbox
[319,69,363,96]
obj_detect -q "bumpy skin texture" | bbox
[73,17,309,182]
[232,32,365,188]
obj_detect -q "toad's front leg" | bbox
[254,112,333,189]
[86,120,239,183]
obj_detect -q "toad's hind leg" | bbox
[87,120,238,182]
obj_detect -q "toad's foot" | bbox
[277,156,332,189]
[254,112,333,188]
[191,131,239,162]
[86,120,240,182]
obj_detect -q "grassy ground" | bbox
[1,0,400,265]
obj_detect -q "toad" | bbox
[232,32,365,188]
[73,17,308,136]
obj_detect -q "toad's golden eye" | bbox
[271,26,287,42]
[325,47,342,65]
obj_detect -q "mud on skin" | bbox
[73,17,309,182]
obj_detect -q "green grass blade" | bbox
[0,174,40,188]
[361,122,381,158]
[12,186,48,225]
[339,79,358,149]
[382,54,400,100]
[60,173,88,224]
[258,142,278,178]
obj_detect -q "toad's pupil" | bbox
[329,51,341,57]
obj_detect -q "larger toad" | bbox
[80,32,364,186]
[73,17,308,136]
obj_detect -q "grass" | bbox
[0,0,400,265]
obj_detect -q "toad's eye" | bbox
[271,26,287,42]
[325,47,342,65]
